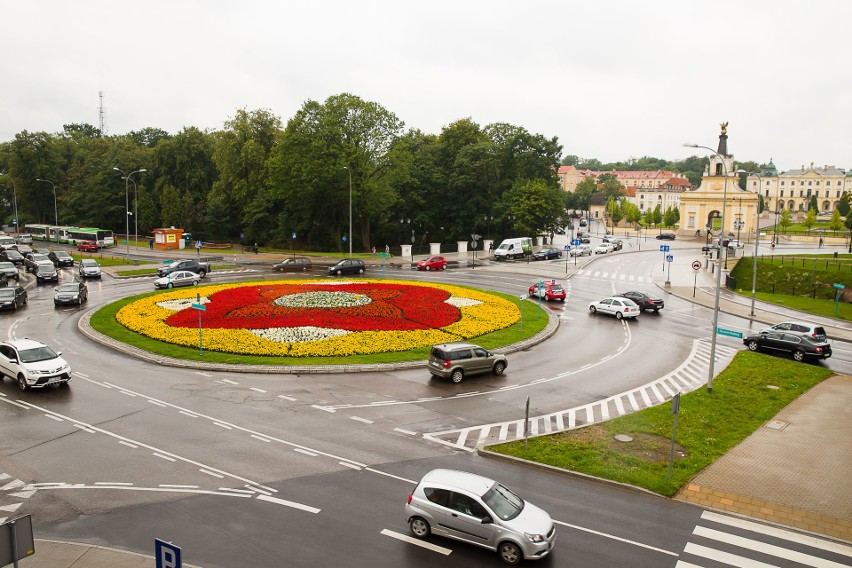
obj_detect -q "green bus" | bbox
[24,224,115,247]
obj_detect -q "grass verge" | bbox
[88,283,551,366]
[487,351,832,496]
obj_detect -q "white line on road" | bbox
[73,424,96,433]
[249,387,267,393]
[220,379,239,385]
[684,542,777,567]
[213,422,232,429]
[45,414,63,422]
[250,434,271,442]
[553,519,678,556]
[380,529,452,555]
[147,400,166,407]
[199,469,224,479]
[152,453,176,462]
[159,484,199,489]
[179,410,199,418]
[256,494,320,514]
[277,395,297,401]
[118,440,137,449]
[94,482,133,486]
[350,416,374,424]
[294,448,318,457]
[693,525,848,568]
[393,428,417,435]
[339,462,362,471]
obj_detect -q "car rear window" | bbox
[813,327,826,337]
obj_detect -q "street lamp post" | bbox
[738,170,762,316]
[684,142,731,394]
[113,168,147,256]
[0,173,17,234]
[126,177,139,256]
[35,179,58,239]
[343,167,352,257]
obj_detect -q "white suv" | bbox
[0,339,72,390]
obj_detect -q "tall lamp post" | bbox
[738,170,762,316]
[126,177,139,256]
[684,142,731,394]
[35,179,58,240]
[0,173,17,234]
[113,167,147,256]
[343,166,352,257]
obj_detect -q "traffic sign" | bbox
[572,239,581,246]
[716,327,743,338]
[342,235,347,242]
[564,244,571,250]
[292,232,297,239]
[191,303,206,311]
[470,240,479,249]
[155,539,181,568]
[691,260,702,271]
[666,255,673,262]
[659,245,670,252]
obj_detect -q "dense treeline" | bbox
[0,92,749,252]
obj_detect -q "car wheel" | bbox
[335,270,341,276]
[498,541,522,565]
[616,311,624,320]
[441,265,446,270]
[793,350,806,362]
[451,369,464,384]
[589,306,596,314]
[358,268,364,274]
[12,302,17,311]
[192,280,199,285]
[747,340,759,351]
[493,361,506,375]
[78,297,82,305]
[409,517,430,539]
[17,374,28,392]
[199,270,206,277]
[167,282,174,288]
[425,265,431,271]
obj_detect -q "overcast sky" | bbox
[3,1,849,172]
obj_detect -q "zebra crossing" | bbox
[423,338,738,451]
[678,510,852,567]
[0,473,34,525]
[574,267,652,283]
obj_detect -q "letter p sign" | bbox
[155,538,182,568]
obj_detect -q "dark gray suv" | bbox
[429,342,507,383]
[327,258,365,276]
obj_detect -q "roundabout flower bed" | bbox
[115,279,520,357]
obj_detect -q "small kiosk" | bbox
[153,227,187,251]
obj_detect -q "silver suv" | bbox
[760,321,827,342]
[0,338,72,390]
[405,469,556,564]
[428,342,507,383]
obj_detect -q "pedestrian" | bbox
[819,237,824,248]
[371,246,376,257]
[385,244,390,255]
[149,237,154,250]
[254,242,258,254]
[195,239,202,255]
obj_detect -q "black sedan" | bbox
[0,286,27,311]
[618,291,664,312]
[533,247,561,260]
[328,258,366,276]
[272,257,312,272]
[743,332,831,362]
[54,281,88,306]
[656,233,676,240]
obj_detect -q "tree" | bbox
[570,176,597,214]
[780,209,792,234]
[622,201,642,225]
[497,178,565,237]
[802,208,817,233]
[809,195,819,212]
[829,210,843,231]
[606,197,624,230]
[838,192,850,216]
[663,206,678,228]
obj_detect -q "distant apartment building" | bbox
[744,161,852,215]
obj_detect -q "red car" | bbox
[417,255,447,271]
[528,280,566,302]
[77,241,99,252]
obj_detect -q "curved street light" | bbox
[343,166,352,257]
[35,178,58,240]
[0,173,17,235]
[683,142,731,394]
[113,167,147,256]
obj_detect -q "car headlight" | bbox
[525,532,545,543]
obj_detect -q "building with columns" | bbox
[677,126,759,239]
[744,162,852,217]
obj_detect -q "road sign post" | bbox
[665,254,673,286]
[716,327,743,338]
[191,294,206,355]
[668,393,681,481]
[659,244,670,271]
[155,539,182,568]
[691,259,702,297]
[834,283,845,315]
[1,515,35,567]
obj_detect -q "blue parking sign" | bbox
[155,539,181,568]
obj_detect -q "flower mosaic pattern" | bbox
[117,279,519,357]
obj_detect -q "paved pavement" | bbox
[15,242,850,566]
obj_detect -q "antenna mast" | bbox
[98,91,108,137]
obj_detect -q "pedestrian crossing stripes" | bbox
[423,338,737,451]
[0,473,35,525]
[676,510,852,568]
[574,268,650,283]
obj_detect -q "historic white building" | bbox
[744,162,852,216]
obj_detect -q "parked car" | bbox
[0,261,20,281]
[15,234,33,245]
[618,291,664,312]
[532,247,561,261]
[428,342,507,383]
[405,469,556,564]
[0,286,27,311]
[588,296,640,319]
[48,250,75,267]
[54,281,88,306]
[0,338,72,390]
[0,249,24,266]
[528,280,566,302]
[154,270,201,289]
[656,233,676,240]
[417,255,447,271]
[701,244,721,253]
[78,258,102,279]
[327,258,366,276]
[33,248,51,256]
[13,244,33,255]
[34,261,59,283]
[579,218,588,227]
[76,240,100,253]
[272,257,312,272]
[568,245,592,257]
[759,321,827,342]
[743,332,831,362]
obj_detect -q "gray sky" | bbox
[3,0,850,171]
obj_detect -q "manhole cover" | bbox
[766,420,789,431]
[614,434,633,442]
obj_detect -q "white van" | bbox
[493,237,532,260]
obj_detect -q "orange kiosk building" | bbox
[152,227,188,251]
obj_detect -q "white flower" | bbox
[156,297,211,311]
[250,326,352,343]
[274,291,372,308]
[445,296,482,307]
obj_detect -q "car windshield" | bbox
[81,259,98,267]
[37,263,55,271]
[482,482,525,521]
[55,251,71,258]
[57,284,79,292]
[19,346,59,363]
[0,289,14,299]
[0,262,13,269]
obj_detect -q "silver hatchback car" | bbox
[405,469,556,565]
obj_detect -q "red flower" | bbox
[164,283,460,331]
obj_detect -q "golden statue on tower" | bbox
[720,122,728,135]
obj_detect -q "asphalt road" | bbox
[1,247,848,567]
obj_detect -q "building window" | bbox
[808,181,813,186]
[780,181,785,186]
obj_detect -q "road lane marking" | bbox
[249,387,267,393]
[179,410,199,418]
[45,414,63,422]
[693,525,847,568]
[339,462,361,470]
[147,400,167,407]
[152,453,176,462]
[380,529,452,555]
[199,469,224,478]
[250,434,272,442]
[159,484,199,489]
[554,519,678,556]
[118,441,137,449]
[350,416,373,424]
[393,428,417,435]
[256,494,320,514]
[73,424,96,433]
[294,448,317,457]
[684,542,776,567]
[277,395,297,401]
